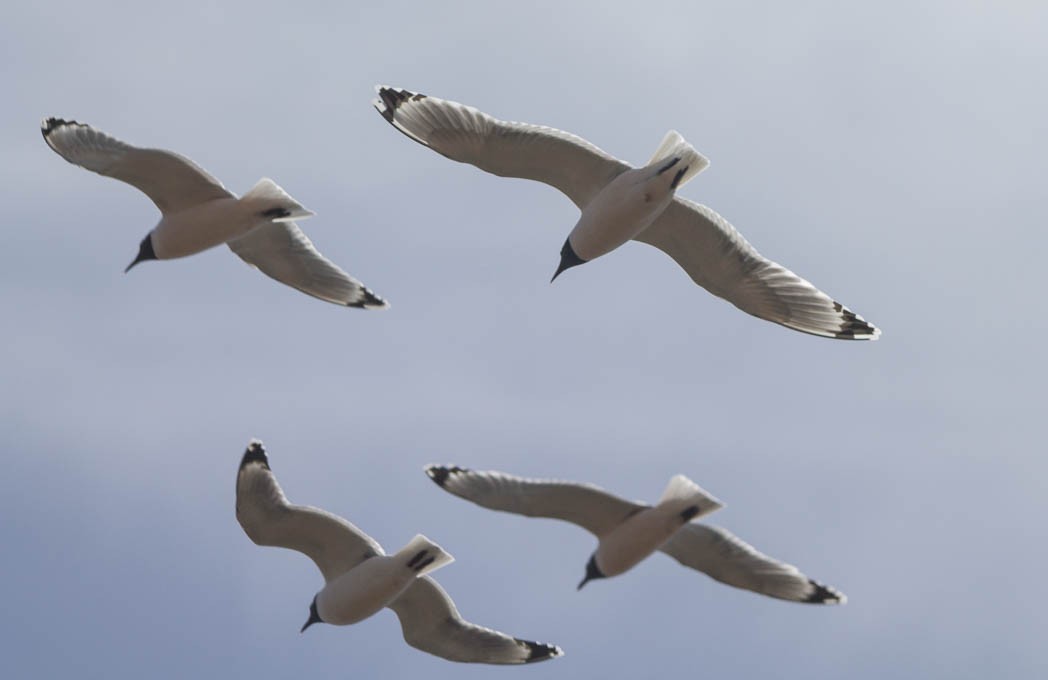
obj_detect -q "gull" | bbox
[236,440,562,665]
[375,87,878,339]
[426,466,846,604]
[41,118,387,308]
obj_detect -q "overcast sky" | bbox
[2,1,1046,678]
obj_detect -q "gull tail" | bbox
[647,130,709,189]
[657,474,724,520]
[396,534,455,577]
[240,178,315,222]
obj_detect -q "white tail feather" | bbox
[241,177,315,221]
[647,130,709,189]
[396,534,455,577]
[658,474,724,518]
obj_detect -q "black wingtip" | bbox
[41,117,75,138]
[424,465,468,488]
[804,580,845,605]
[519,640,563,663]
[830,301,880,340]
[375,86,426,123]
[239,439,270,471]
[345,286,389,310]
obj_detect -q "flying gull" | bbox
[375,87,878,339]
[42,118,387,308]
[426,465,846,604]
[236,441,562,664]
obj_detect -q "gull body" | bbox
[150,196,247,260]
[561,132,706,278]
[590,476,712,582]
[146,181,307,262]
[311,535,452,628]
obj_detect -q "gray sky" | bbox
[2,1,1046,677]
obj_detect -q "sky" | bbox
[2,1,1046,677]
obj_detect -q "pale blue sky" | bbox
[2,1,1046,678]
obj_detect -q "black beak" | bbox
[551,238,586,282]
[577,575,590,591]
[124,234,157,273]
[300,597,322,633]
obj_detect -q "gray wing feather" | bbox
[227,221,388,308]
[658,523,846,604]
[635,197,879,340]
[387,576,562,664]
[374,87,630,209]
[426,466,643,536]
[235,444,383,582]
[41,118,231,213]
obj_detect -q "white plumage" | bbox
[375,87,879,339]
[235,441,563,665]
[425,465,846,604]
[42,118,387,308]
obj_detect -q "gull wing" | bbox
[388,576,562,664]
[635,197,879,339]
[426,465,643,537]
[228,222,388,308]
[659,523,846,604]
[235,440,383,582]
[374,87,630,209]
[42,117,231,213]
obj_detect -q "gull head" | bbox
[576,554,605,591]
[300,596,323,633]
[551,238,586,283]
[124,234,157,273]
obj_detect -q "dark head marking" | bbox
[124,234,157,273]
[426,465,468,488]
[520,640,564,663]
[679,505,700,522]
[577,554,605,591]
[551,238,587,283]
[300,596,323,633]
[239,440,270,471]
[260,207,292,220]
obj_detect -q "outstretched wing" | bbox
[635,197,879,339]
[235,440,383,582]
[658,523,846,604]
[41,117,231,213]
[228,222,388,308]
[388,576,562,665]
[425,465,643,537]
[374,86,630,209]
